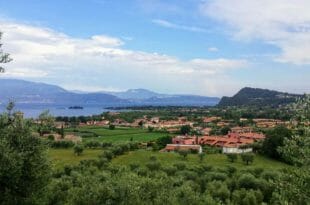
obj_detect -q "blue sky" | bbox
[0,0,309,96]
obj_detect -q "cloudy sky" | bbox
[0,0,310,97]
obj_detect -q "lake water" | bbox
[0,104,121,118]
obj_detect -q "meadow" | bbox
[66,126,171,143]
[48,148,103,169]
[112,150,290,170]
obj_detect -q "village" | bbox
[47,111,297,155]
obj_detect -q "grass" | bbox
[48,148,103,169]
[66,126,171,143]
[112,150,291,170]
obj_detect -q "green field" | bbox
[66,126,170,143]
[48,148,103,169]
[112,150,290,170]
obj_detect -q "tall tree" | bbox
[0,32,12,73]
[0,105,50,204]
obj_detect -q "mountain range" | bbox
[0,79,220,106]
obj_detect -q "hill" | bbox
[0,79,219,106]
[0,79,126,105]
[218,87,302,107]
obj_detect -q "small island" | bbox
[68,106,84,109]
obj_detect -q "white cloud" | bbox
[152,19,208,33]
[200,0,310,65]
[208,47,219,52]
[0,20,247,96]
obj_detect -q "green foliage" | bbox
[262,126,292,160]
[50,140,75,148]
[178,150,189,159]
[241,153,254,165]
[198,152,205,162]
[148,126,154,132]
[109,124,115,130]
[156,135,172,149]
[73,144,84,156]
[220,126,231,135]
[180,125,191,135]
[226,153,238,162]
[0,105,50,204]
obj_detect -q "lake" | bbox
[0,103,122,118]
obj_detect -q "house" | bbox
[162,144,202,153]
[222,146,253,154]
[203,116,221,123]
[171,131,265,150]
[230,126,253,134]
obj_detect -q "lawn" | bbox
[66,126,171,143]
[48,148,103,169]
[112,150,291,170]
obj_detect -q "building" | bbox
[170,131,265,152]
[222,146,253,154]
[162,144,202,153]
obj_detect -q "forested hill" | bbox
[218,87,303,107]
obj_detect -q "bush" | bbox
[73,144,84,156]
[178,150,189,159]
[226,153,238,162]
[241,153,255,165]
[47,135,55,141]
[84,140,101,148]
[109,124,115,130]
[50,140,75,148]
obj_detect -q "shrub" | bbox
[47,135,55,141]
[173,162,187,171]
[50,140,75,148]
[241,153,255,165]
[85,140,101,148]
[73,144,84,156]
[226,153,238,162]
[109,124,115,130]
[178,150,189,159]
[146,161,161,171]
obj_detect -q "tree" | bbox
[226,153,238,162]
[262,126,292,160]
[0,32,12,73]
[180,125,191,135]
[0,104,50,204]
[198,152,205,162]
[156,135,172,149]
[74,144,84,156]
[221,126,231,135]
[37,110,55,136]
[178,150,188,159]
[147,126,154,132]
[109,124,115,130]
[241,153,254,165]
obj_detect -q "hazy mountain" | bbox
[0,79,220,106]
[218,87,303,107]
[104,89,220,106]
[0,79,126,105]
[104,89,166,99]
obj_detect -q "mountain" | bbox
[0,79,219,106]
[218,87,303,107]
[104,89,220,106]
[104,89,165,100]
[0,79,126,105]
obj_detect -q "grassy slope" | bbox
[48,148,103,169]
[112,150,290,170]
[67,126,170,143]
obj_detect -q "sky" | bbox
[0,0,310,97]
